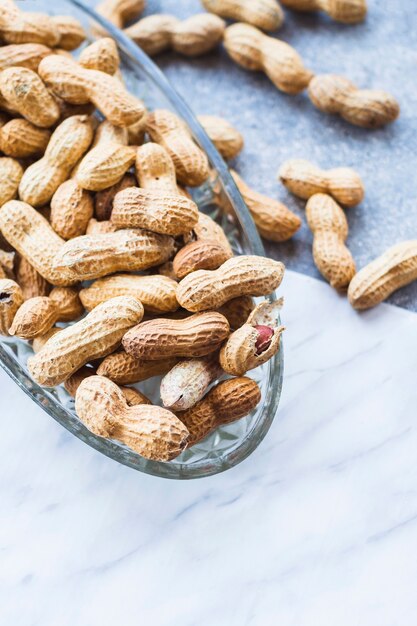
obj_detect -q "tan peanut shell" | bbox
[80,274,179,314]
[0,249,14,279]
[306,193,356,289]
[0,43,51,72]
[178,376,261,446]
[177,255,285,312]
[19,115,94,208]
[51,15,87,50]
[52,228,175,283]
[97,351,178,385]
[86,218,117,235]
[146,110,210,187]
[125,13,225,57]
[280,0,367,24]
[220,299,284,375]
[9,287,83,339]
[0,67,60,128]
[0,157,23,205]
[96,0,145,29]
[15,256,50,300]
[160,354,222,411]
[0,201,76,286]
[202,0,284,31]
[224,23,313,95]
[308,74,400,129]
[348,241,417,310]
[231,170,301,241]
[123,312,230,360]
[28,295,144,387]
[0,119,51,158]
[279,159,364,207]
[135,142,178,191]
[38,54,145,127]
[197,115,244,160]
[193,212,234,256]
[79,38,120,75]
[32,326,62,353]
[216,295,255,331]
[75,375,189,461]
[50,180,93,240]
[121,386,151,407]
[0,278,23,335]
[95,173,136,221]
[0,0,60,46]
[173,240,233,279]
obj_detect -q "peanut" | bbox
[160,354,222,411]
[121,386,151,407]
[348,241,417,310]
[0,0,60,46]
[9,287,83,339]
[97,351,179,385]
[51,15,87,50]
[193,212,234,256]
[306,193,356,289]
[0,278,23,335]
[28,296,144,387]
[80,274,179,314]
[95,173,136,221]
[173,240,233,279]
[15,256,50,300]
[79,37,120,75]
[177,255,284,312]
[231,169,301,241]
[0,67,60,128]
[279,159,364,207]
[146,110,210,186]
[178,376,261,446]
[280,0,367,24]
[125,14,225,57]
[0,43,51,72]
[215,295,255,331]
[32,326,62,353]
[0,249,14,279]
[96,0,145,30]
[308,74,400,128]
[19,115,94,207]
[50,180,94,240]
[0,200,75,286]
[202,0,284,31]
[224,23,313,95]
[86,218,117,235]
[76,121,136,192]
[123,312,230,360]
[38,54,145,127]
[0,119,51,158]
[0,157,23,205]
[220,299,284,375]
[197,115,244,160]
[52,228,174,283]
[75,375,189,461]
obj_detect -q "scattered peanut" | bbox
[280,0,367,24]
[173,240,233,279]
[279,159,364,207]
[197,115,244,160]
[306,193,356,289]
[202,0,284,31]
[0,278,23,335]
[97,351,179,385]
[0,157,23,205]
[161,354,222,411]
[348,241,417,309]
[308,74,400,128]
[0,119,51,159]
[193,212,234,256]
[96,0,145,30]
[0,0,60,46]
[79,37,120,75]
[224,23,313,95]
[0,43,51,72]
[50,180,94,241]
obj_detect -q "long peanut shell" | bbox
[160,354,222,411]
[0,157,23,205]
[173,240,232,279]
[97,351,178,384]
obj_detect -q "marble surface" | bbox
[1,270,417,626]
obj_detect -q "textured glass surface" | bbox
[0,0,284,479]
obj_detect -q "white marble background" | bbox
[1,270,417,625]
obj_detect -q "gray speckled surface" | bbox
[115,0,417,309]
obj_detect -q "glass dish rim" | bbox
[0,0,284,479]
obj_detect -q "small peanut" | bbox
[0,43,52,72]
[28,295,144,387]
[146,110,210,187]
[95,173,137,221]
[173,240,233,279]
[224,23,313,95]
[306,193,356,289]
[50,180,94,241]
[177,255,284,312]
[231,170,301,241]
[125,14,225,57]
[97,351,179,385]
[0,0,60,46]
[202,0,284,31]
[160,354,222,411]
[51,15,87,50]
[279,159,364,207]
[96,0,145,30]
[178,376,261,446]
[197,115,244,160]
[0,119,51,159]
[220,299,284,375]
[75,375,189,461]
[38,54,145,127]
[80,274,179,314]
[308,74,400,128]
[0,278,23,335]
[0,157,23,205]
[9,287,83,339]
[193,212,234,256]
[19,115,94,207]
[15,256,50,300]
[348,241,417,310]
[280,0,367,24]
[123,312,230,360]
[79,37,120,75]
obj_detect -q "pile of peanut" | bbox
[0,0,414,464]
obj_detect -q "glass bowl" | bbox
[0,0,284,479]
